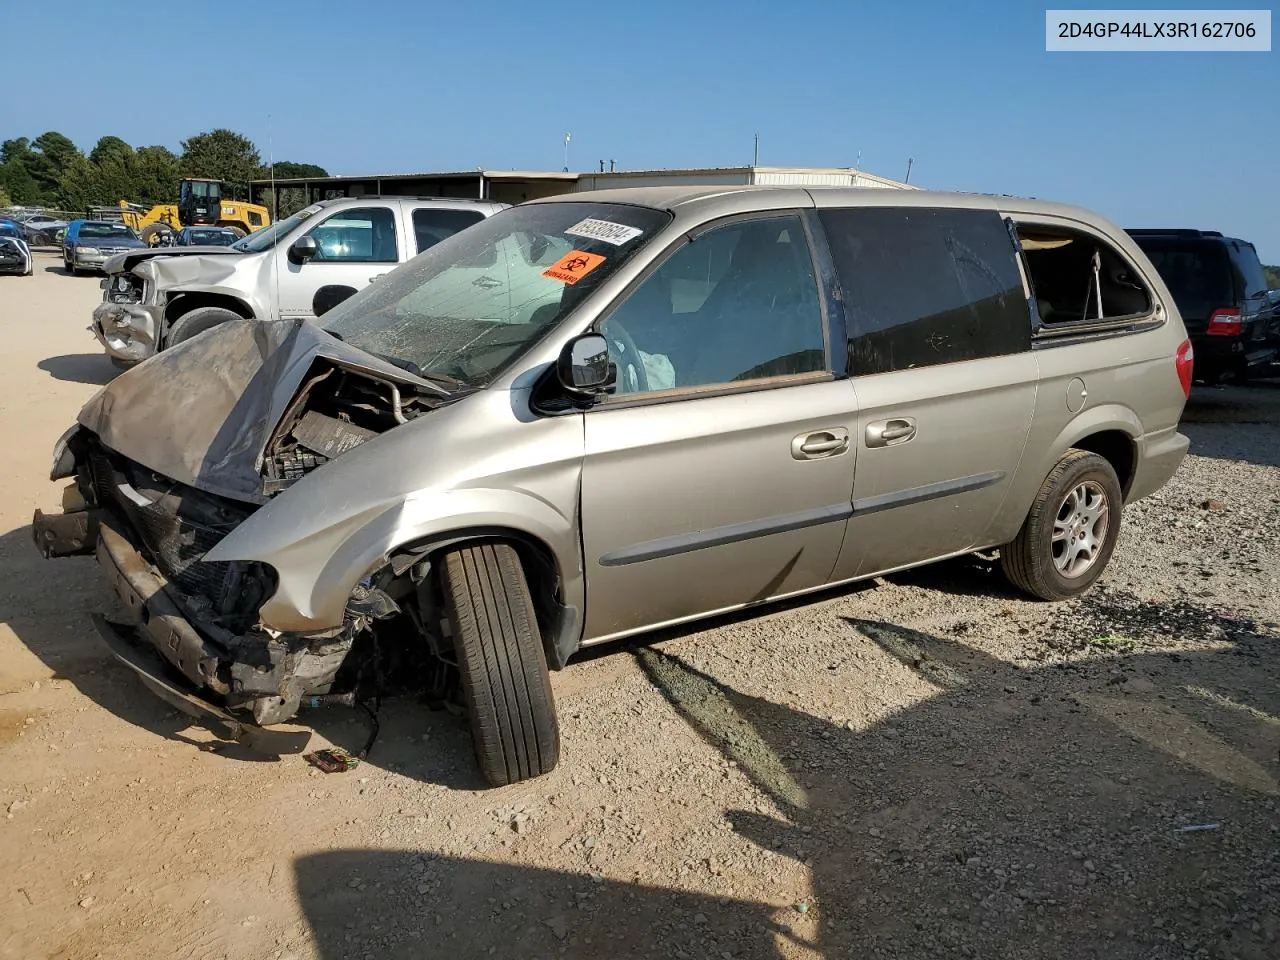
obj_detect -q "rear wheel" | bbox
[440,542,560,786]
[166,306,244,347]
[1001,450,1122,601]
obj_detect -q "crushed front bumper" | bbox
[32,499,352,744]
[92,614,310,754]
[91,300,162,363]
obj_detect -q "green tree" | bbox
[55,154,109,210]
[129,145,180,203]
[263,160,329,179]
[0,184,11,208]
[28,131,82,197]
[1,138,44,205]
[89,135,133,166]
[1265,265,1279,289]
[180,128,261,183]
[0,156,42,204]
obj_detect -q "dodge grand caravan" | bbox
[33,186,1192,786]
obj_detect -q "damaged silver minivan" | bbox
[33,186,1193,786]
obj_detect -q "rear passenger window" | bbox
[820,207,1030,375]
[412,207,485,255]
[1017,225,1152,326]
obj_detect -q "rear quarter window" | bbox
[819,207,1031,375]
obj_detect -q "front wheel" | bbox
[440,542,560,786]
[166,306,244,347]
[1001,450,1123,601]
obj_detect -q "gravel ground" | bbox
[1,258,1277,960]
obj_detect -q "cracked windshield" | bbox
[322,203,670,387]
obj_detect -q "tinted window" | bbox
[309,206,398,263]
[600,215,826,394]
[821,207,1029,374]
[413,208,485,254]
[1130,237,1231,315]
[1230,241,1268,298]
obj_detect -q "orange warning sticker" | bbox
[543,250,606,285]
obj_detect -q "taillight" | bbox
[1206,307,1242,336]
[1175,339,1194,397]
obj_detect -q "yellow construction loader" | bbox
[114,178,271,246]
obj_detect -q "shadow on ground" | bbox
[37,353,118,386]
[294,616,1280,959]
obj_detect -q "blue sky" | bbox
[6,0,1278,260]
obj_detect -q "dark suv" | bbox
[1127,228,1277,383]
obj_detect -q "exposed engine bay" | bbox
[261,360,437,495]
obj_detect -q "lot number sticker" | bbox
[564,218,644,246]
[543,250,607,285]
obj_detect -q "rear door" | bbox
[811,203,1038,580]
[274,203,400,319]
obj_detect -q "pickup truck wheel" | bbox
[1001,450,1122,601]
[167,306,244,346]
[440,543,560,787]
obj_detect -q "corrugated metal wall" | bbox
[751,171,914,189]
[575,172,752,191]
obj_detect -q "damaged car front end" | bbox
[34,322,451,736]
[91,247,244,364]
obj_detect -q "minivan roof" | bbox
[526,184,1113,224]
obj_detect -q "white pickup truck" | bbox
[92,196,507,366]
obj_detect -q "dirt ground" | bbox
[1,252,1278,960]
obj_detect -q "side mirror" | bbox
[556,333,615,398]
[288,235,319,264]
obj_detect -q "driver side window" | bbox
[600,215,826,395]
[308,206,398,263]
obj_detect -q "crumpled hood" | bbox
[76,319,443,505]
[104,245,243,275]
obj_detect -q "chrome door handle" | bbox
[865,418,917,448]
[792,428,850,460]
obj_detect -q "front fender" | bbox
[220,486,582,634]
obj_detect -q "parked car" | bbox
[62,220,147,275]
[34,186,1192,786]
[19,213,68,244]
[91,196,507,366]
[1127,228,1277,383]
[0,218,34,276]
[169,226,241,247]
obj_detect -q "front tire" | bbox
[166,306,244,347]
[1001,450,1123,601]
[440,543,560,787]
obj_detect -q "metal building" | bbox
[249,164,914,211]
